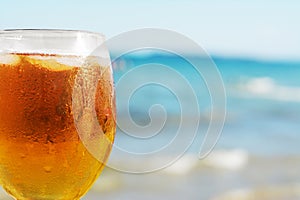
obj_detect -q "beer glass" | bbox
[0,30,115,200]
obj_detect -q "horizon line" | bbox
[109,51,300,64]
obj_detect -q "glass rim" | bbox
[0,29,105,39]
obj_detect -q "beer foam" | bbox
[56,56,85,67]
[0,54,20,65]
[26,55,75,71]
[27,55,81,65]
[27,55,91,68]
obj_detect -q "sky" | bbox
[1,0,300,61]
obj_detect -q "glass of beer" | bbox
[0,29,115,200]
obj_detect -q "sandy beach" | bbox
[88,154,300,199]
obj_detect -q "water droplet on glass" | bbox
[43,166,52,173]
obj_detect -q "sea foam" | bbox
[237,77,300,102]
[203,149,248,170]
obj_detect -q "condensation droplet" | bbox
[43,166,52,173]
[63,161,69,168]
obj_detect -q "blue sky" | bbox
[1,0,300,61]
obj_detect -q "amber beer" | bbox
[0,53,115,199]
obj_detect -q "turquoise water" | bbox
[216,57,300,156]
[112,53,300,157]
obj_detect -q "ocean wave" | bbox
[163,154,199,175]
[107,149,249,175]
[163,149,249,175]
[203,149,248,170]
[235,77,300,102]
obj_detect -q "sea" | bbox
[109,52,300,158]
[1,53,300,199]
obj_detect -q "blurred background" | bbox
[1,1,300,199]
